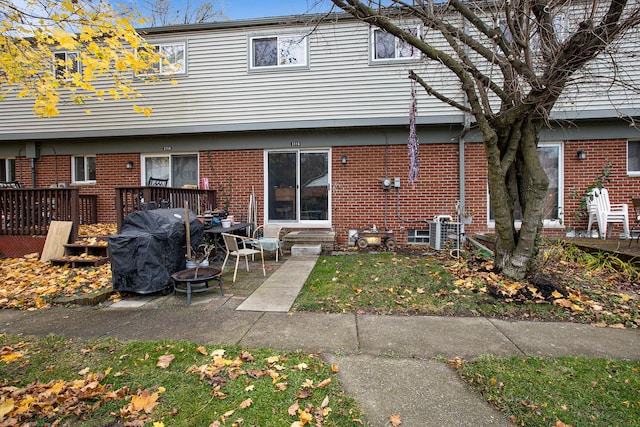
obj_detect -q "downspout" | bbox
[49,145,58,184]
[458,15,471,220]
[17,147,24,183]
[31,159,36,188]
[458,102,471,217]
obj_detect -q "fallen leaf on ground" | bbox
[130,389,160,414]
[389,413,403,426]
[156,354,175,369]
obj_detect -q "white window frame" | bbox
[370,25,421,63]
[627,140,640,176]
[249,34,308,71]
[0,158,16,182]
[71,155,96,184]
[487,142,564,229]
[53,51,80,79]
[140,153,199,188]
[138,40,187,76]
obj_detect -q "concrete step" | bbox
[291,244,322,256]
[282,230,335,252]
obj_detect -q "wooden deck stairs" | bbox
[49,238,109,267]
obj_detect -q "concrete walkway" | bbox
[236,255,316,312]
[1,255,638,427]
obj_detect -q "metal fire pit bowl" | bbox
[171,266,223,304]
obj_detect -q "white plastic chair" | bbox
[586,197,599,237]
[221,233,265,283]
[253,224,283,261]
[587,188,629,239]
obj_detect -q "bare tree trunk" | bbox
[488,117,548,279]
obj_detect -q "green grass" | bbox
[458,355,640,427]
[293,253,566,319]
[0,334,365,426]
[294,253,474,315]
[292,251,639,326]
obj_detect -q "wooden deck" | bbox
[566,237,640,263]
[474,233,640,263]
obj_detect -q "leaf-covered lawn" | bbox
[0,334,364,426]
[0,257,112,310]
[293,243,639,328]
[0,224,117,310]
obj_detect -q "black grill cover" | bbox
[109,208,204,293]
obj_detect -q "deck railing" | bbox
[115,186,217,232]
[0,188,97,241]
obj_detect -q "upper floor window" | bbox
[138,41,186,76]
[371,26,420,62]
[72,155,96,184]
[0,158,16,182]
[54,51,80,79]
[250,34,307,69]
[627,141,640,176]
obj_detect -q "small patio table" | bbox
[203,222,253,262]
[171,266,223,304]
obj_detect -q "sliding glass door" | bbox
[266,150,330,224]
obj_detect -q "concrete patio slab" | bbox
[107,295,161,309]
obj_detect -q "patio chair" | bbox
[588,188,630,239]
[221,233,265,283]
[147,176,169,187]
[253,224,283,262]
[586,196,599,237]
[0,181,22,188]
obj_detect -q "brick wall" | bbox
[332,144,461,246]
[15,138,638,251]
[199,149,264,223]
[564,139,639,236]
[24,153,142,224]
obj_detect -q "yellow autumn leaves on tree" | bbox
[0,0,165,117]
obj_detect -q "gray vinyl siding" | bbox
[0,13,639,140]
[1,19,460,139]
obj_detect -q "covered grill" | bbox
[109,208,204,294]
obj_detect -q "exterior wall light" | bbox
[577,150,586,160]
[341,155,348,164]
[126,161,134,169]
